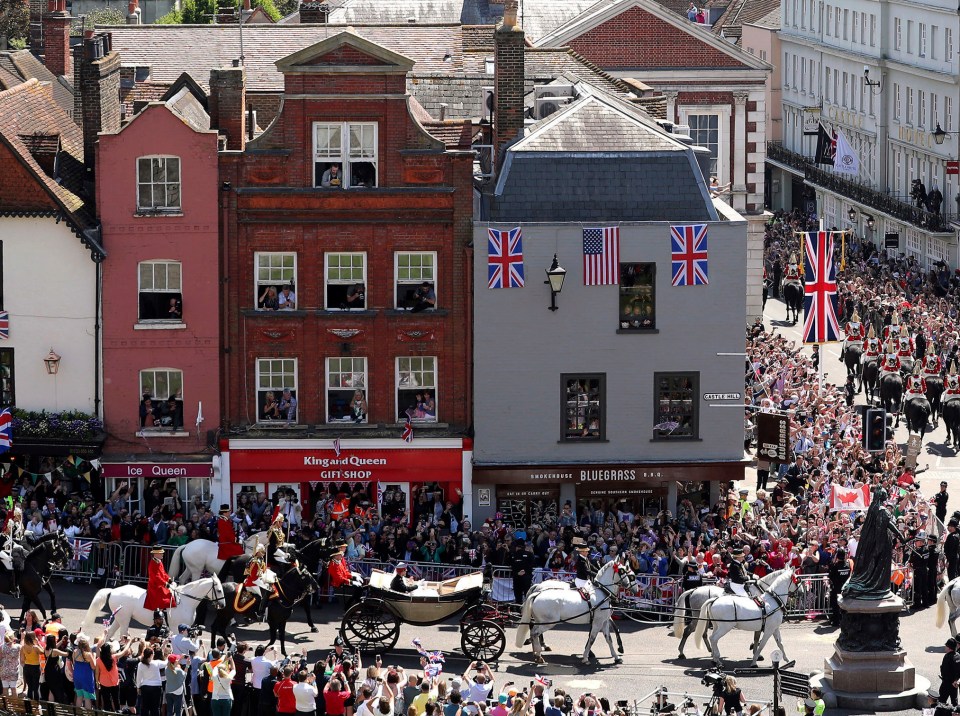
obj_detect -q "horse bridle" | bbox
[175,578,225,606]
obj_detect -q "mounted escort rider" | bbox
[905,365,927,400]
[240,542,278,621]
[880,340,902,377]
[841,310,866,362]
[783,254,802,288]
[217,504,244,563]
[267,507,293,570]
[144,546,176,625]
[569,538,597,596]
[883,312,904,342]
[862,325,881,360]
[898,333,916,373]
[726,547,764,606]
[923,343,944,379]
[0,504,25,597]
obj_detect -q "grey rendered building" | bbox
[471,85,749,527]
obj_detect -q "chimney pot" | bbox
[209,66,246,151]
[503,0,517,27]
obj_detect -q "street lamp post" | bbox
[544,254,566,312]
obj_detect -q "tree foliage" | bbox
[84,6,125,28]
[0,0,29,49]
[156,0,282,24]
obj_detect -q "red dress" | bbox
[144,558,173,610]
[217,516,243,560]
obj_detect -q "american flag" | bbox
[0,409,11,455]
[582,227,620,285]
[402,417,413,443]
[0,312,9,340]
[670,224,709,286]
[802,231,840,343]
[487,227,525,289]
[333,437,341,457]
[72,538,93,560]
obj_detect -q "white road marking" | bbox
[566,680,606,689]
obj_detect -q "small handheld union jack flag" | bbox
[73,538,93,560]
[103,605,122,628]
[0,409,11,455]
[402,417,413,443]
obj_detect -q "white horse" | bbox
[514,554,638,665]
[671,584,725,658]
[692,568,800,667]
[169,531,268,582]
[936,577,960,637]
[82,576,226,640]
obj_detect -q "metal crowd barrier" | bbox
[52,541,122,585]
[119,543,182,585]
[352,558,482,583]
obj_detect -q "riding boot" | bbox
[11,574,19,599]
[257,596,267,622]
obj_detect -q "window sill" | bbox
[558,439,610,444]
[649,437,703,443]
[316,310,378,317]
[253,423,309,430]
[136,430,190,438]
[134,322,187,330]
[242,309,308,318]
[617,328,659,334]
[134,210,184,218]
[390,421,448,428]
[313,423,381,431]
[385,309,448,317]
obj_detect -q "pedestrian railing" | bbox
[118,543,183,585]
[52,541,122,585]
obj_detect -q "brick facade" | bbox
[220,34,474,435]
[78,35,121,183]
[494,2,525,164]
[210,66,246,151]
[567,6,746,69]
[42,0,71,78]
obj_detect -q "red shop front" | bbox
[225,438,466,524]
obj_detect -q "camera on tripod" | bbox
[187,626,203,639]
[701,669,726,691]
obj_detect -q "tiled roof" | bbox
[102,24,631,120]
[421,120,476,148]
[0,50,75,118]
[0,79,95,232]
[712,0,781,43]
[489,90,716,222]
[747,6,780,29]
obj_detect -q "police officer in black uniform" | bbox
[828,547,851,627]
[146,610,169,644]
[927,533,942,607]
[681,560,703,593]
[509,539,536,604]
[910,533,930,609]
[946,519,960,581]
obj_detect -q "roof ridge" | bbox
[563,48,631,93]
[0,77,40,100]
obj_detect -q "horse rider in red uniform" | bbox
[328,539,366,605]
[883,313,903,342]
[905,366,927,399]
[945,364,960,402]
[242,542,276,620]
[922,344,943,379]
[880,341,902,376]
[783,254,801,285]
[841,311,865,361]
[144,546,175,623]
[862,325,881,360]
[217,504,244,561]
[267,507,291,570]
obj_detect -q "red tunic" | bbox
[243,558,264,588]
[217,516,243,559]
[328,557,353,587]
[144,558,173,610]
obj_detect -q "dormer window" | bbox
[313,122,378,189]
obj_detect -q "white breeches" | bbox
[0,552,10,571]
[574,577,590,589]
[729,581,748,597]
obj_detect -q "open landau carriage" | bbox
[339,569,509,661]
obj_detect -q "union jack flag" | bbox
[404,563,422,579]
[0,409,11,455]
[0,312,9,340]
[333,437,341,457]
[802,231,841,343]
[103,605,122,628]
[402,417,413,443]
[487,227,525,289]
[670,224,709,286]
[72,538,93,560]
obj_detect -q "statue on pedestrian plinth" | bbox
[841,485,899,602]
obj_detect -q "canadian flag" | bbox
[830,484,871,511]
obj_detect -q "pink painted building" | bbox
[97,79,222,510]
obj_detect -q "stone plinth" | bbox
[819,592,927,710]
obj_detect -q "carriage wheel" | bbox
[460,620,506,662]
[462,603,502,625]
[340,599,401,654]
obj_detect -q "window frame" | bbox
[312,121,379,189]
[326,356,369,424]
[560,373,606,443]
[652,371,700,441]
[137,260,183,324]
[136,155,182,213]
[394,251,438,310]
[0,348,13,408]
[254,252,297,311]
[396,356,438,424]
[139,367,184,431]
[618,262,657,331]
[682,111,726,184]
[256,357,299,424]
[324,252,367,310]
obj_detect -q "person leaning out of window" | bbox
[321,164,343,188]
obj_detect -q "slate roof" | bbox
[101,24,631,120]
[747,6,780,29]
[0,79,102,255]
[711,0,781,43]
[488,91,716,222]
[0,50,75,118]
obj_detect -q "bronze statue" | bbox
[841,485,904,601]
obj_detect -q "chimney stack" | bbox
[209,66,246,151]
[127,0,141,24]
[42,0,72,78]
[79,32,121,191]
[493,0,524,166]
[298,0,328,23]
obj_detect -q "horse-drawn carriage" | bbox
[339,569,510,661]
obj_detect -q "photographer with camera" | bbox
[172,624,202,656]
[460,661,493,716]
[717,675,745,716]
[294,669,320,716]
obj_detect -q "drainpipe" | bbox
[95,257,102,419]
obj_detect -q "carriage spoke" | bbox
[460,620,506,662]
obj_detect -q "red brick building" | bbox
[215,30,474,515]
